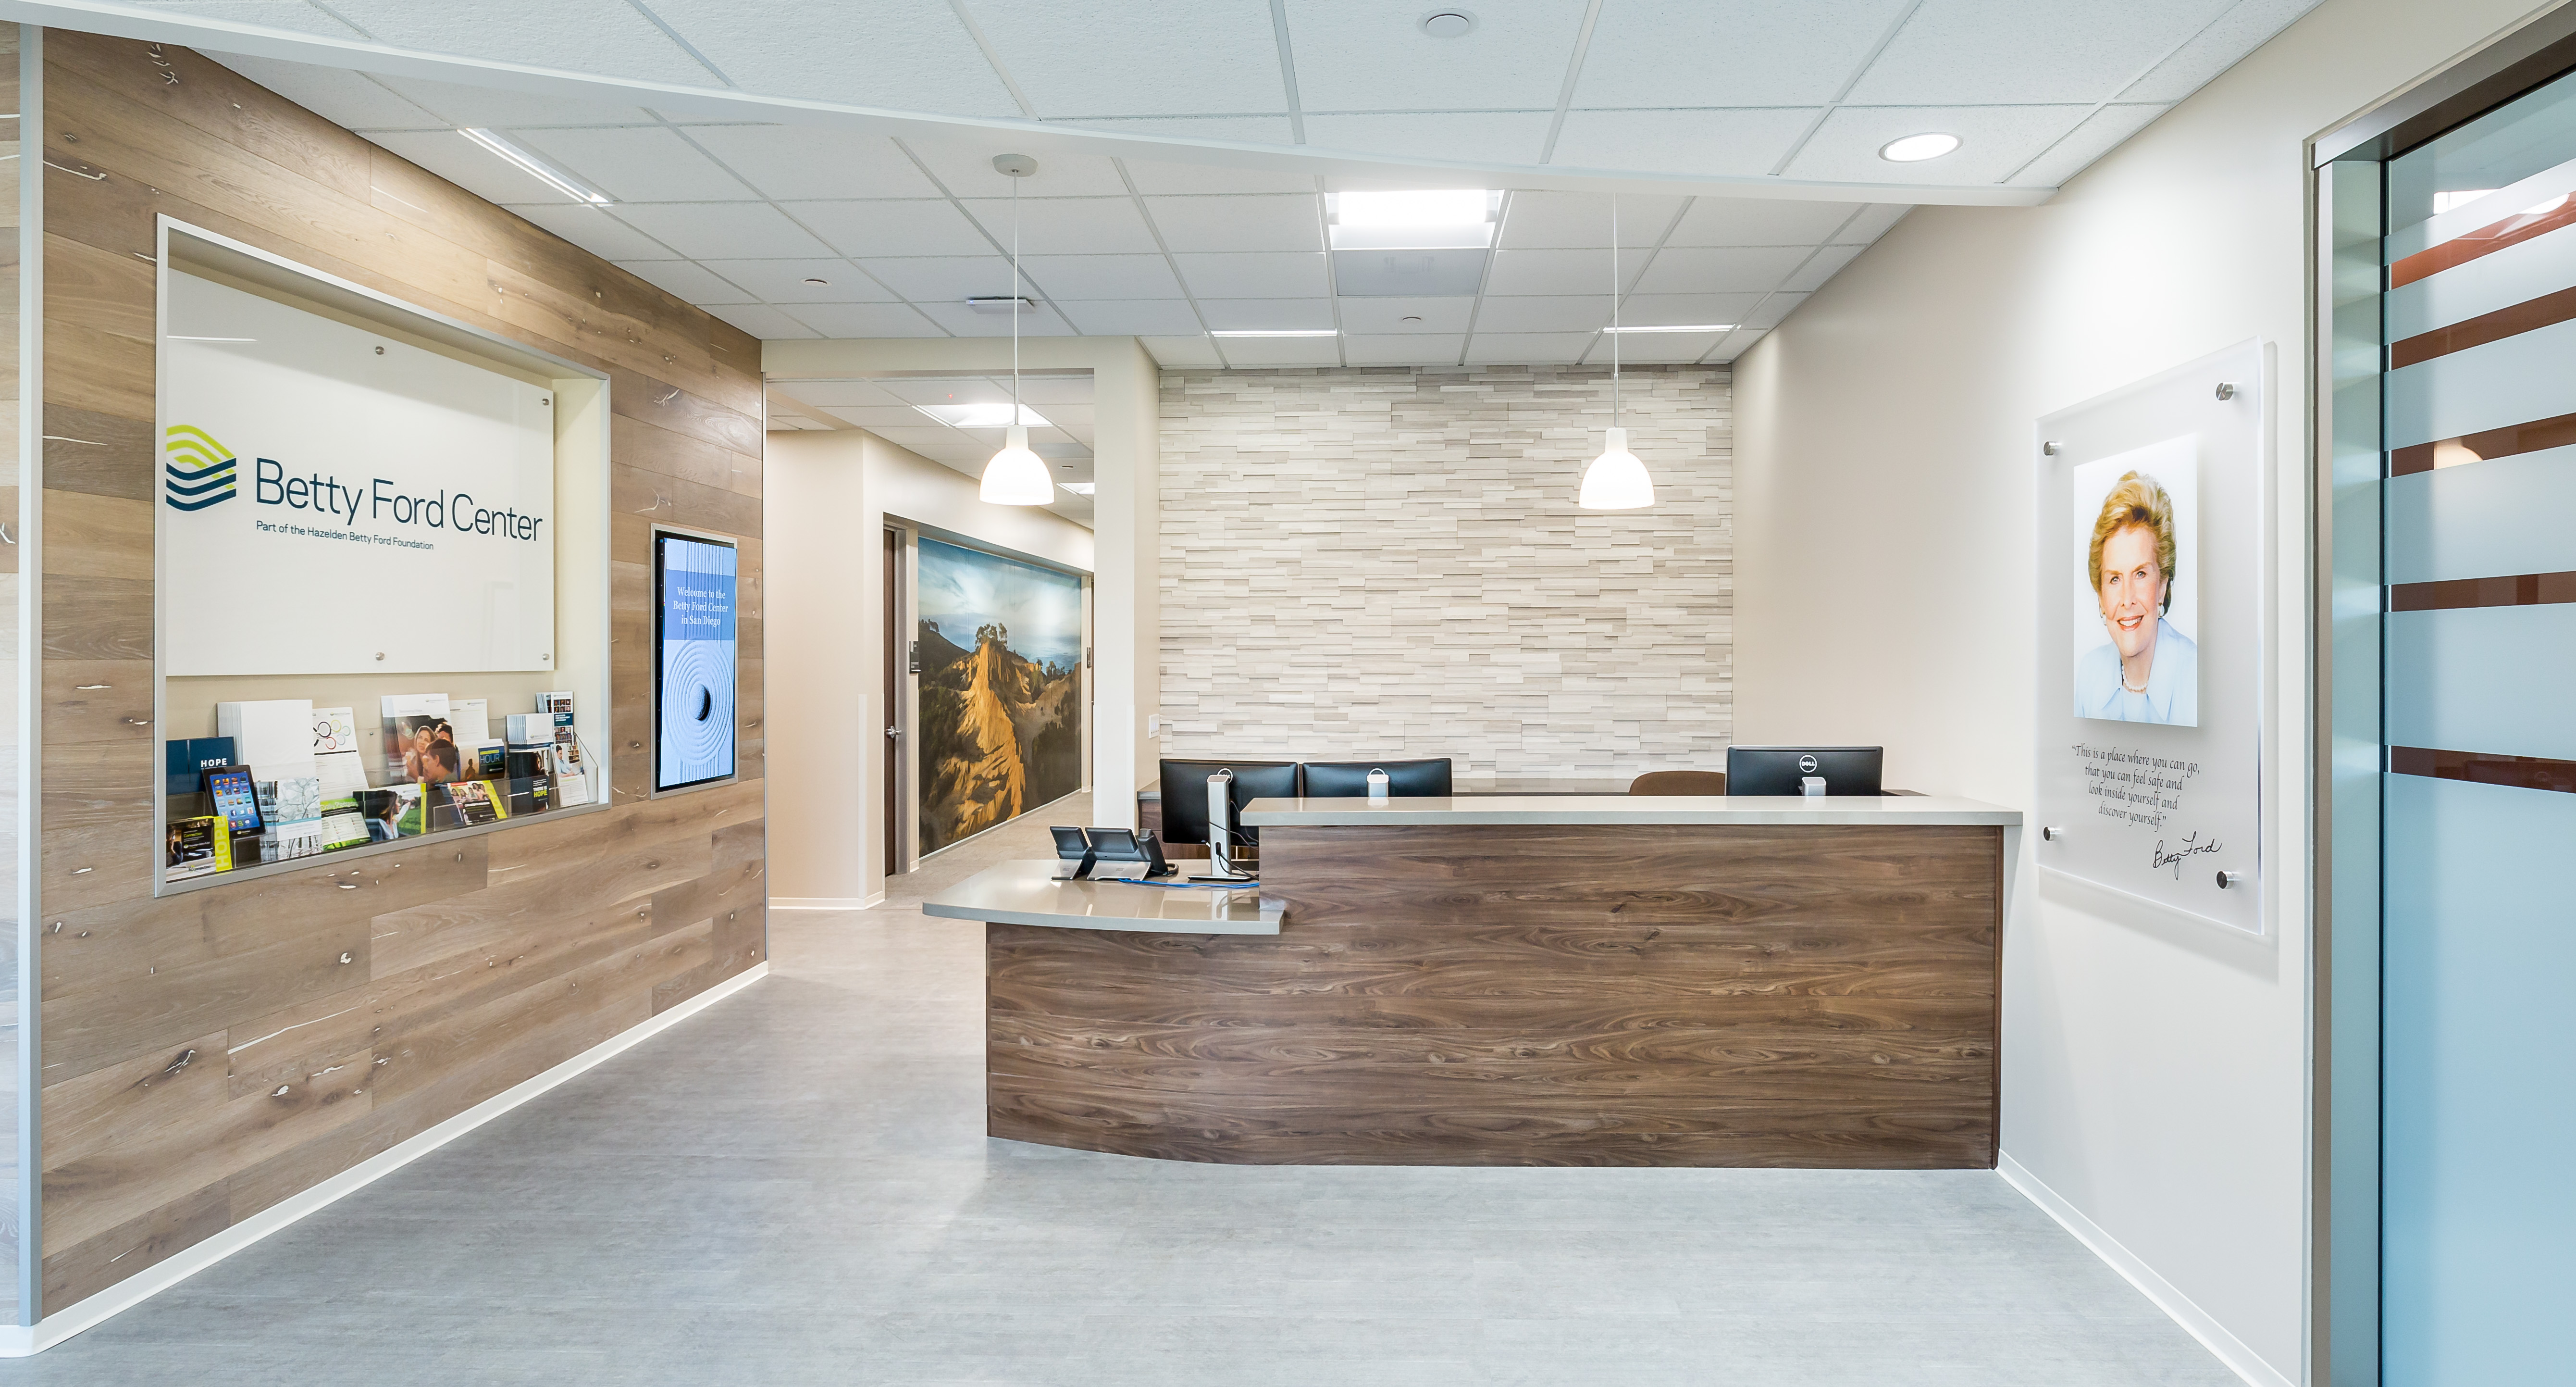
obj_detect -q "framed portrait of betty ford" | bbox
[2034,340,2268,940]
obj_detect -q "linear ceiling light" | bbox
[917,402,1053,429]
[1209,329,1338,337]
[1603,324,1736,334]
[458,128,610,204]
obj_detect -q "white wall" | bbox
[1734,1,2554,1382]
[765,426,1092,907]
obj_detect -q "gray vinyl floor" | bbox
[0,795,2242,1386]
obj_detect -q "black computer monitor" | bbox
[1724,746,1884,796]
[1300,758,1453,798]
[1157,760,1300,845]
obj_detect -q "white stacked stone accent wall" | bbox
[1158,364,1733,781]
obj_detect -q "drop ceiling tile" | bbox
[1844,0,2237,106]
[1473,297,1611,334]
[677,125,941,200]
[1833,204,1914,243]
[1783,245,1865,292]
[1498,191,1688,250]
[612,202,837,258]
[860,424,984,460]
[1334,297,1475,333]
[1482,248,1641,297]
[369,129,573,207]
[514,126,755,203]
[1742,292,1809,329]
[960,198,1162,255]
[967,0,1289,117]
[1342,334,1466,366]
[1633,246,1810,295]
[819,405,935,429]
[696,259,898,303]
[1778,104,2091,184]
[2121,0,2318,102]
[855,255,1017,301]
[1144,195,1324,253]
[506,204,679,259]
[1197,300,1337,332]
[1079,115,1299,143]
[1142,336,1226,366]
[1332,249,1487,297]
[614,260,752,302]
[1122,160,1318,196]
[1217,337,1343,367]
[1302,112,1553,165]
[1709,327,1771,362]
[1593,332,1725,364]
[331,0,719,84]
[1663,199,1865,248]
[645,1,1022,117]
[910,302,1082,337]
[163,4,365,38]
[1463,331,1597,364]
[370,74,655,126]
[1057,301,1207,335]
[1619,292,1766,328]
[1005,375,1094,405]
[787,302,948,338]
[1286,0,1587,111]
[2009,103,2170,187]
[703,302,820,339]
[878,377,1010,405]
[1550,108,1819,177]
[774,379,904,407]
[790,200,992,259]
[1016,254,1187,300]
[207,55,442,128]
[1171,251,1331,298]
[1573,0,1913,107]
[905,140,1132,198]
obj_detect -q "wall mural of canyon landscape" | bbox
[916,537,1086,853]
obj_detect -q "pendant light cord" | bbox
[1011,173,1021,425]
[1610,194,1620,428]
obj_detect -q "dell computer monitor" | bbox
[1157,760,1300,846]
[1300,758,1453,798]
[1724,746,1884,797]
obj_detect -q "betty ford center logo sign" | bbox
[164,425,238,510]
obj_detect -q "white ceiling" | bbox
[62,0,2321,368]
[766,373,1097,525]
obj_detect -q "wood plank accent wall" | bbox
[31,31,767,1315]
[989,823,2001,1167]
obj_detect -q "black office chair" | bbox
[1300,758,1453,798]
[1628,770,1728,795]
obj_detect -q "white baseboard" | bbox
[0,962,772,1358]
[768,895,883,910]
[1997,1152,2294,1387]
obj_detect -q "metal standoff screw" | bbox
[2042,826,2064,841]
[2217,870,2245,888]
[2215,382,2237,400]
[2042,441,2062,455]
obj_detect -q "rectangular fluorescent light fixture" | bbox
[915,402,1052,429]
[966,296,1038,313]
[1059,482,1095,496]
[1604,324,1738,334]
[1330,188,1497,250]
[458,128,611,205]
[1209,329,1338,337]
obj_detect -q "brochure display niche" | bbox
[655,531,739,792]
[2033,338,2269,938]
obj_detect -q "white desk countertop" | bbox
[919,860,1281,935]
[1239,795,2022,827]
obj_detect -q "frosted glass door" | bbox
[2379,71,2576,1386]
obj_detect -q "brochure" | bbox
[442,778,508,827]
[317,795,371,851]
[165,815,232,880]
[381,694,459,786]
[312,705,372,798]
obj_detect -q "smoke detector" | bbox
[1420,11,1473,38]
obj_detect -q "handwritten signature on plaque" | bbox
[2151,833,2223,880]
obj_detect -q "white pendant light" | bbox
[981,155,1050,506]
[1580,193,1654,510]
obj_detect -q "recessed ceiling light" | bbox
[1604,323,1736,334]
[916,402,1053,428]
[1059,482,1096,496]
[966,295,1037,313]
[1210,329,1338,337]
[1879,132,1961,163]
[1421,10,1474,37]
[458,127,610,204]
[1337,188,1489,230]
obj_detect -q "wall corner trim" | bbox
[1998,1153,2294,1387]
[0,962,772,1359]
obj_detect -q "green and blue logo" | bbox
[164,425,238,511]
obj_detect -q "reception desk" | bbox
[931,796,2019,1169]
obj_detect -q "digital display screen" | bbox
[654,532,739,792]
[206,766,264,835]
